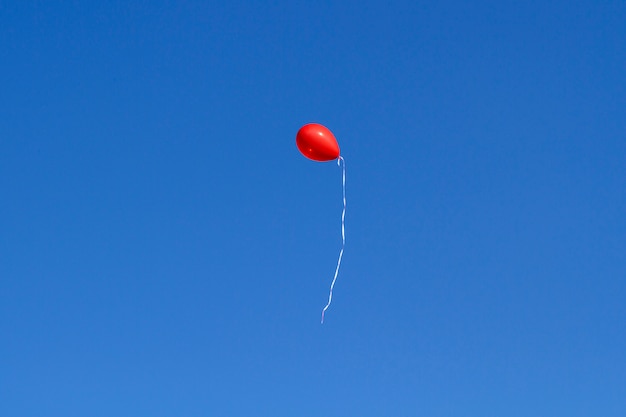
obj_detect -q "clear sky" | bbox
[2,1,625,416]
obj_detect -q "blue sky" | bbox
[1,1,625,415]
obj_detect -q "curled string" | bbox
[321,156,346,324]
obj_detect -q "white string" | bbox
[321,156,346,324]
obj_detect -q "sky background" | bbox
[1,1,625,416]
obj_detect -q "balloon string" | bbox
[321,156,346,324]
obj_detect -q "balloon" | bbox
[296,123,340,162]
[294,122,346,323]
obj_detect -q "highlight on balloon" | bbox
[295,123,346,323]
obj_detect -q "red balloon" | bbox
[296,123,340,162]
